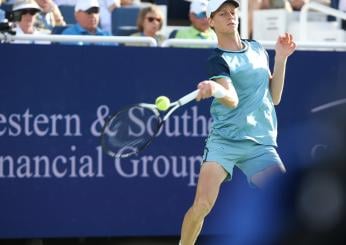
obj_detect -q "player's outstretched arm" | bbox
[196,79,239,108]
[271,32,296,105]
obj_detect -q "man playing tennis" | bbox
[179,0,296,244]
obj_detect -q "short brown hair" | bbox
[136,4,164,32]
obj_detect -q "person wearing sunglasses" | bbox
[120,0,141,6]
[61,0,111,45]
[171,0,217,47]
[11,0,51,44]
[128,4,165,46]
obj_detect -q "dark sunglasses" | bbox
[146,17,161,23]
[194,12,207,19]
[20,8,39,16]
[85,7,99,15]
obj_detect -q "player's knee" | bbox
[191,199,213,220]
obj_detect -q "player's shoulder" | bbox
[243,38,257,43]
[207,48,224,62]
[243,39,265,50]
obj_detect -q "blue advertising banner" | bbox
[0,44,345,240]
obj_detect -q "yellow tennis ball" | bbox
[155,96,170,111]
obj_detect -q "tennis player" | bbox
[179,0,296,244]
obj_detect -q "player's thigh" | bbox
[194,162,228,205]
[238,145,286,188]
[251,163,285,188]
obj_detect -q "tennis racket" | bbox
[101,86,226,158]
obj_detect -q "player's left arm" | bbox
[270,32,296,105]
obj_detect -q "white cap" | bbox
[206,0,240,18]
[189,0,208,14]
[75,0,99,12]
[13,0,41,12]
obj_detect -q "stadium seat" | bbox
[0,3,13,12]
[167,0,189,25]
[111,6,141,36]
[58,5,75,25]
[51,25,70,34]
[168,29,178,38]
[155,0,168,4]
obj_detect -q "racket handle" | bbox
[178,89,199,106]
[178,84,227,106]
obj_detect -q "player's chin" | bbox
[225,24,237,32]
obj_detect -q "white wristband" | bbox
[212,83,228,98]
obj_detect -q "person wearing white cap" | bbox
[171,0,216,44]
[61,0,111,44]
[11,0,50,44]
[179,1,296,244]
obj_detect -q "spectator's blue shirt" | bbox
[0,9,5,22]
[61,23,114,46]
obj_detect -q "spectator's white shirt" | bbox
[14,25,50,44]
[99,0,120,34]
[339,0,346,11]
[53,0,77,6]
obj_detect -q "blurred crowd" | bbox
[0,0,345,46]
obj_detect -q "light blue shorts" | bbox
[202,134,285,184]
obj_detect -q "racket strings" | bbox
[101,105,162,158]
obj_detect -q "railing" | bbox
[162,39,346,51]
[300,2,346,41]
[0,33,158,46]
[161,38,217,48]
[1,32,346,50]
[260,40,346,51]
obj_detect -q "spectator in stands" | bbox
[261,0,292,9]
[128,4,165,45]
[288,0,308,10]
[0,0,5,22]
[171,0,217,41]
[61,0,111,44]
[99,0,120,33]
[53,0,76,5]
[331,0,346,29]
[55,0,124,34]
[288,0,330,10]
[12,0,50,43]
[35,0,66,32]
[121,0,141,6]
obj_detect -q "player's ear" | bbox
[208,17,214,29]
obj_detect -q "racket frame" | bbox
[101,89,200,158]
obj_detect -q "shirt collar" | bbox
[75,23,104,35]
